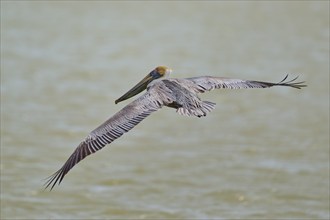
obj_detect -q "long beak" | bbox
[115,74,154,104]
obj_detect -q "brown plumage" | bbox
[45,66,306,190]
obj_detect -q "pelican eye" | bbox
[150,70,162,79]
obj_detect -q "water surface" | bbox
[1,1,329,219]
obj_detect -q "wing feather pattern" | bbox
[186,74,306,93]
[45,90,164,190]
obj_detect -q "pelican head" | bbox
[115,66,172,104]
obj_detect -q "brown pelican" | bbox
[45,66,306,190]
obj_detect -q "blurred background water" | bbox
[1,1,329,219]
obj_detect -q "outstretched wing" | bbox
[186,74,306,93]
[45,89,164,190]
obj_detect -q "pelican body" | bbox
[45,66,306,190]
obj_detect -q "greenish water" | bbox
[1,1,329,219]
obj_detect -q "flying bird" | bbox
[45,66,306,190]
